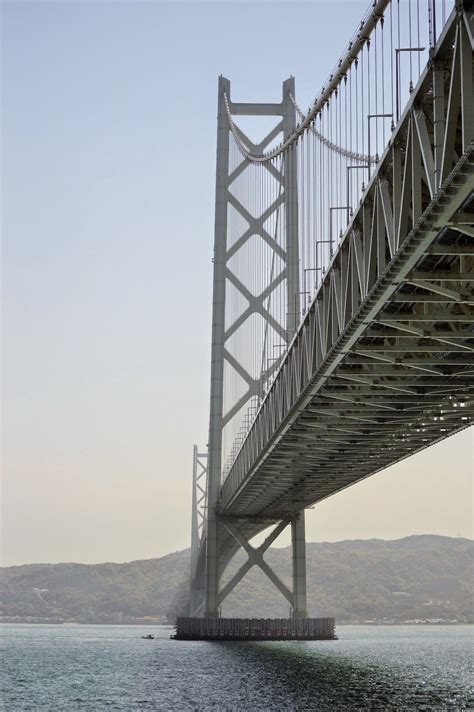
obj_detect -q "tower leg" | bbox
[204,514,220,617]
[291,510,308,618]
[204,76,231,618]
[190,446,200,580]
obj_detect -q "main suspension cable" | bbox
[223,0,390,164]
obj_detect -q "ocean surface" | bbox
[1,624,473,710]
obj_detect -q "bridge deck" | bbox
[220,159,473,520]
[217,5,474,522]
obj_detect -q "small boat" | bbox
[141,634,155,640]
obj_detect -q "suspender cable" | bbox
[390,0,395,125]
[224,0,390,164]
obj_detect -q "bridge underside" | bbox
[222,166,473,521]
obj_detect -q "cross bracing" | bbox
[219,85,299,477]
[190,0,474,619]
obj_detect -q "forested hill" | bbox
[2,535,472,624]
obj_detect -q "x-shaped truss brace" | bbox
[194,453,208,544]
[218,519,294,606]
[222,121,290,428]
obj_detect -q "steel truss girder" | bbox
[220,7,474,521]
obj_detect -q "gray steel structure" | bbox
[189,446,208,616]
[190,0,473,618]
[190,77,308,617]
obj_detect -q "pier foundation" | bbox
[172,617,336,641]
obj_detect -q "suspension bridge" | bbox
[188,0,474,625]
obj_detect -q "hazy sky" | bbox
[2,0,472,566]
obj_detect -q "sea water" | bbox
[1,624,473,710]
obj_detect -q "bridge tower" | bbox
[190,76,308,618]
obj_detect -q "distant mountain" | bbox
[1,536,472,624]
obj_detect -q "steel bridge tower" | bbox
[190,76,308,618]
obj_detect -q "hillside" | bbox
[1,536,472,624]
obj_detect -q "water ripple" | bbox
[1,624,473,710]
